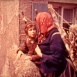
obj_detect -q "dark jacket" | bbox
[18,36,40,62]
[19,36,37,55]
[38,28,67,76]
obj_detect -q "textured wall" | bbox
[19,0,32,44]
[48,0,77,4]
[0,0,19,76]
[19,0,47,44]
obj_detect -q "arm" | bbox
[35,45,42,58]
[36,34,65,65]
[42,34,65,65]
[18,41,27,53]
[15,41,26,61]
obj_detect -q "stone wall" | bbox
[48,0,77,4]
[19,0,47,44]
[19,0,32,44]
[0,0,19,76]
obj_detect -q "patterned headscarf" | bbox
[36,12,56,34]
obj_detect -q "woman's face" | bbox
[28,26,37,38]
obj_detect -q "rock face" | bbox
[0,0,19,76]
[14,55,41,77]
[0,45,41,77]
[0,1,41,77]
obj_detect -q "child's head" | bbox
[25,22,37,38]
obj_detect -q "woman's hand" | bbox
[35,45,42,58]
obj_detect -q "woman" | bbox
[35,12,67,77]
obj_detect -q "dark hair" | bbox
[25,22,36,35]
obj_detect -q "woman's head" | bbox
[25,22,37,38]
[36,12,56,34]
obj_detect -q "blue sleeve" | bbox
[41,34,65,65]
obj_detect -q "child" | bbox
[16,22,40,62]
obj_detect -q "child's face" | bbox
[28,26,36,38]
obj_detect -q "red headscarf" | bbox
[36,12,56,34]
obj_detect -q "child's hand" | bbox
[17,50,24,58]
[14,50,24,64]
[25,56,32,60]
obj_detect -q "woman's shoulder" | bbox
[50,28,58,33]
[49,28,59,36]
